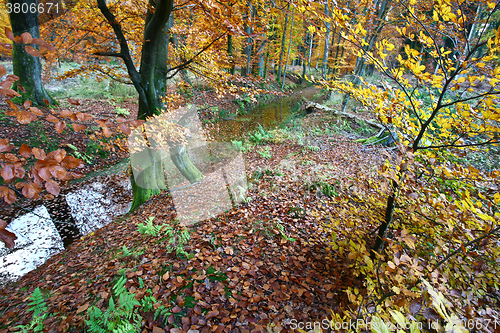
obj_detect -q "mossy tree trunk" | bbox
[97,0,204,211]
[9,0,55,105]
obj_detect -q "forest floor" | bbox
[0,80,392,332]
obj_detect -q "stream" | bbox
[0,87,320,283]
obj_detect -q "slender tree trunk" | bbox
[300,30,309,83]
[371,180,397,259]
[332,28,344,76]
[321,1,331,78]
[263,48,270,79]
[241,2,253,76]
[228,34,236,75]
[256,40,267,77]
[9,0,55,105]
[281,6,295,90]
[341,0,390,113]
[277,3,291,83]
[307,32,314,72]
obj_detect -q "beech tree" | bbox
[94,0,208,210]
[8,0,55,105]
[313,0,500,327]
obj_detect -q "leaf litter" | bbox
[0,107,390,332]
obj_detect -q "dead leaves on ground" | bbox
[0,139,379,332]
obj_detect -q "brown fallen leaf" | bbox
[76,303,89,314]
[205,309,219,319]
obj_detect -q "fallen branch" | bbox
[304,102,384,130]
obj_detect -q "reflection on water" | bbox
[208,86,320,141]
[0,174,132,283]
[0,206,64,280]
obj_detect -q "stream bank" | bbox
[0,86,325,284]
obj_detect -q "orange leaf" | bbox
[1,164,14,182]
[45,180,60,196]
[76,112,93,121]
[103,126,112,138]
[46,149,66,162]
[55,121,66,133]
[16,110,37,124]
[0,87,20,97]
[76,303,90,314]
[23,100,32,108]
[205,309,219,319]
[0,65,6,77]
[5,28,14,41]
[14,163,25,179]
[20,32,33,44]
[50,165,68,180]
[71,171,84,179]
[0,75,19,89]
[129,120,145,128]
[46,114,59,123]
[24,45,40,57]
[38,167,52,181]
[60,109,74,118]
[0,139,12,153]
[6,100,18,112]
[0,224,17,249]
[22,183,38,199]
[19,144,31,158]
[0,186,16,204]
[67,98,80,105]
[3,153,17,162]
[73,123,86,132]
[29,107,43,116]
[119,123,131,135]
[32,147,46,160]
[61,156,82,169]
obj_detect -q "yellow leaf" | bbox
[494,193,500,204]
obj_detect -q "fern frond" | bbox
[27,287,47,317]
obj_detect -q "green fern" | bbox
[121,245,132,257]
[27,287,47,317]
[137,216,162,237]
[15,287,49,333]
[154,305,172,325]
[86,275,141,333]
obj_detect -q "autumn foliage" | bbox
[0,0,500,330]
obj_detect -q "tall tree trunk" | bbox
[332,28,344,76]
[281,6,295,90]
[300,30,309,83]
[341,0,390,113]
[307,32,314,72]
[97,0,203,211]
[227,34,236,75]
[263,48,270,79]
[321,1,331,78]
[277,3,291,83]
[241,2,253,76]
[9,0,55,105]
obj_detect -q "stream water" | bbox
[0,87,320,283]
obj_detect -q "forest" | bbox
[0,0,499,332]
